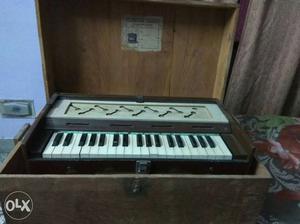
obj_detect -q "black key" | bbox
[98,134,106,146]
[175,135,184,148]
[145,135,152,147]
[197,135,207,148]
[123,134,129,147]
[154,135,161,147]
[205,136,216,148]
[52,133,64,146]
[79,133,87,146]
[167,135,175,148]
[188,135,198,148]
[63,133,73,146]
[113,134,119,146]
[137,134,143,147]
[89,134,97,146]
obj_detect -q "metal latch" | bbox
[135,160,151,174]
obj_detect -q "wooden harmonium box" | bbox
[8,94,257,175]
[0,94,271,224]
[0,0,271,223]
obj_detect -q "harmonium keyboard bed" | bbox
[24,94,256,175]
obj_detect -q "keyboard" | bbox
[24,95,256,174]
[43,132,232,160]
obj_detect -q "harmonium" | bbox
[0,0,271,223]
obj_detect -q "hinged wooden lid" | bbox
[36,0,239,100]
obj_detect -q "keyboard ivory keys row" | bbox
[42,132,232,160]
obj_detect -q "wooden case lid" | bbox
[36,0,239,100]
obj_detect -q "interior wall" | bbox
[0,0,45,139]
[39,0,233,99]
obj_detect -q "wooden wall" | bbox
[37,0,238,100]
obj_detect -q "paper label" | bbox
[122,16,163,52]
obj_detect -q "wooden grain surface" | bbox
[169,7,224,97]
[0,175,269,224]
[213,9,238,99]
[0,143,28,175]
[121,0,238,8]
[0,142,271,224]
[35,0,54,100]
[37,0,238,100]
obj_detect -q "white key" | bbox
[116,134,124,158]
[207,135,224,160]
[61,133,78,158]
[183,136,198,159]
[106,134,116,158]
[212,135,232,160]
[201,136,216,160]
[51,133,66,158]
[89,134,99,158]
[178,135,191,159]
[196,136,209,159]
[149,135,159,158]
[140,135,149,158]
[131,134,141,158]
[70,133,84,158]
[97,134,109,158]
[155,135,166,158]
[42,133,57,158]
[80,133,91,158]
[162,135,175,158]
[185,136,207,159]
[124,134,133,158]
[195,135,213,160]
[173,135,185,159]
